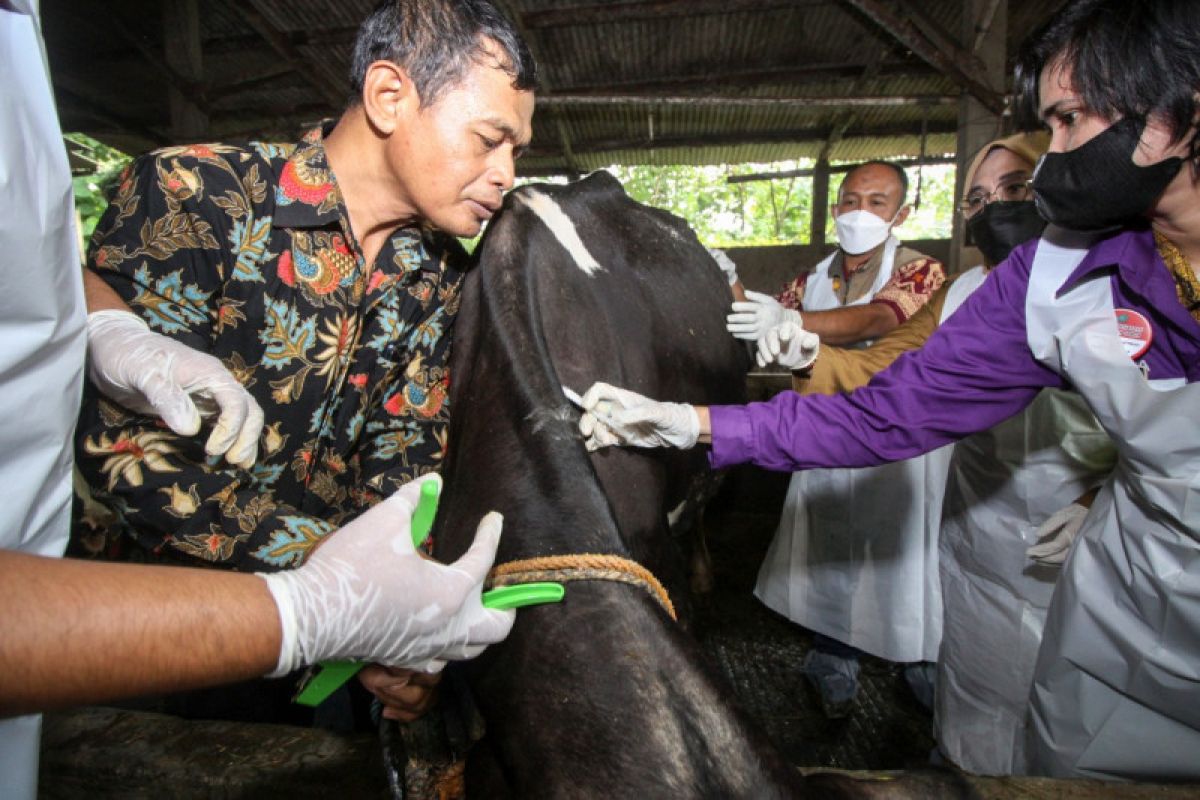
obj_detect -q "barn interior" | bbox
[35,1,1197,797]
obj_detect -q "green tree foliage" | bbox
[517,161,959,248]
[66,133,132,242]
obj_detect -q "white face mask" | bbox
[834,208,901,255]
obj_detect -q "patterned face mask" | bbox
[1032,117,1185,232]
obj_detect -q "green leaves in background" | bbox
[67,133,133,241]
[514,161,958,249]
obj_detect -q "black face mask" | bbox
[965,200,1047,266]
[1031,117,1185,232]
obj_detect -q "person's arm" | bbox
[707,253,1061,472]
[795,279,951,395]
[82,266,130,311]
[792,303,899,346]
[1,475,515,718]
[791,254,948,346]
[580,249,1062,469]
[80,161,263,466]
[729,256,946,347]
[868,255,947,331]
[0,549,280,716]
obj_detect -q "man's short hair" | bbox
[838,160,909,205]
[1014,0,1200,150]
[349,0,539,108]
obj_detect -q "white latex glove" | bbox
[756,321,820,370]
[578,382,700,451]
[726,290,802,342]
[86,310,264,468]
[1026,502,1089,565]
[260,474,515,675]
[707,247,740,286]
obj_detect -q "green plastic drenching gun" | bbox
[294,480,564,706]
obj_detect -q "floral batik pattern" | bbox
[776,249,945,323]
[73,126,467,572]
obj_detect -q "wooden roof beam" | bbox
[523,0,824,28]
[65,7,208,114]
[536,94,956,109]
[553,61,938,95]
[202,26,360,55]
[524,120,959,161]
[839,0,1006,115]
[816,44,889,163]
[726,154,957,184]
[209,64,299,102]
[222,0,346,110]
[53,81,170,148]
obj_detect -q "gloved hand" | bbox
[707,247,740,286]
[259,474,515,675]
[756,321,820,370]
[1026,502,1089,565]
[726,290,802,342]
[86,310,264,468]
[578,382,700,451]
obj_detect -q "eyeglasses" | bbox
[959,176,1033,217]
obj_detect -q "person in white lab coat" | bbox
[729,162,949,716]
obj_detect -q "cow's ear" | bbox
[361,59,418,135]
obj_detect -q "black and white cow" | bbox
[429,172,969,799]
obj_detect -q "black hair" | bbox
[1014,0,1200,148]
[349,0,539,108]
[838,160,910,205]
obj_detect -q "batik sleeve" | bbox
[74,150,340,572]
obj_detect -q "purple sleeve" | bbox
[709,247,1067,472]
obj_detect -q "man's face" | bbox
[832,163,905,222]
[388,44,535,238]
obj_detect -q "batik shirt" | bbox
[73,125,467,572]
[776,244,945,323]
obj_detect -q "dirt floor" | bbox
[693,464,938,772]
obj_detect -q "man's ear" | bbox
[893,204,912,226]
[361,60,418,135]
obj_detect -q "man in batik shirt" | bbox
[71,0,537,723]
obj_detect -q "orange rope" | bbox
[487,553,677,621]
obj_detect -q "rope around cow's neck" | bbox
[486,553,677,621]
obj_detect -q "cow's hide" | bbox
[429,171,971,800]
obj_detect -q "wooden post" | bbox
[811,158,830,248]
[163,0,208,143]
[951,0,1007,273]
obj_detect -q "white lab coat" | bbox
[933,266,1115,775]
[756,236,948,663]
[1024,227,1200,779]
[0,5,88,798]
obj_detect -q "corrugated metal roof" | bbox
[41,0,1064,170]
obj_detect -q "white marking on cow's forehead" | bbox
[517,189,604,276]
